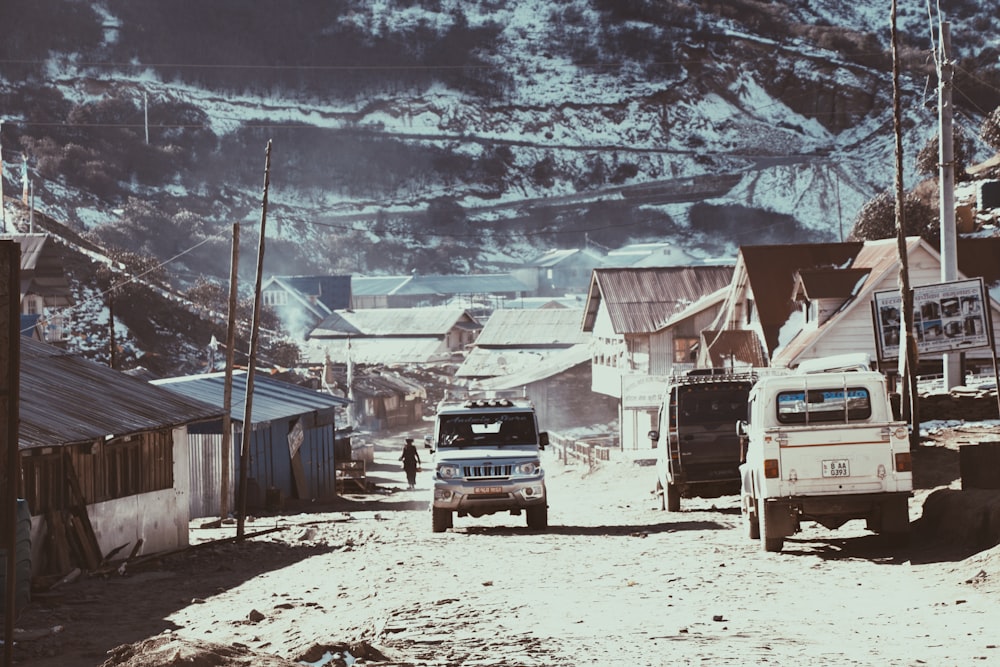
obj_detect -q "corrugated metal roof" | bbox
[456,344,589,378]
[394,274,530,296]
[471,346,592,390]
[584,266,734,333]
[474,308,588,347]
[311,306,479,337]
[152,371,348,424]
[351,276,412,297]
[19,338,224,450]
[299,337,453,365]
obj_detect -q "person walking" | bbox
[399,437,421,490]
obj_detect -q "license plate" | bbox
[473,486,503,494]
[822,459,850,477]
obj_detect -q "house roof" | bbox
[152,371,348,424]
[583,266,735,334]
[394,274,530,296]
[526,248,604,268]
[456,343,590,378]
[470,345,592,390]
[474,308,588,347]
[300,337,453,365]
[19,338,224,450]
[351,274,529,298]
[735,242,864,354]
[351,276,412,297]
[310,306,480,338]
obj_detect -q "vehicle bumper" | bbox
[433,480,546,515]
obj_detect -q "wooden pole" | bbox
[237,141,272,538]
[220,223,239,520]
[890,0,920,447]
[2,241,21,667]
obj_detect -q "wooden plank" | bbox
[63,452,103,571]
[45,510,73,575]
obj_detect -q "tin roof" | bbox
[310,306,480,337]
[19,338,224,450]
[583,266,734,333]
[474,308,588,347]
[470,346,592,390]
[152,371,348,424]
[300,336,453,365]
[351,274,529,297]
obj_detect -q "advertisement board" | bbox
[872,278,991,361]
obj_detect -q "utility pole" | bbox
[2,240,21,667]
[1,120,6,233]
[938,20,961,391]
[144,91,150,145]
[221,223,239,520]
[891,0,920,446]
[237,141,271,538]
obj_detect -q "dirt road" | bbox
[12,427,1000,666]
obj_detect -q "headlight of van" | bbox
[514,460,540,475]
[437,464,461,479]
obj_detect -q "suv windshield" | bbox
[438,412,536,447]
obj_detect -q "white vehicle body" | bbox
[430,397,549,532]
[738,355,912,552]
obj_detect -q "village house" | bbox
[582,265,735,450]
[703,236,1000,376]
[456,306,591,381]
[261,274,352,338]
[302,305,482,365]
[513,248,605,296]
[152,371,350,515]
[17,338,224,577]
[4,233,74,344]
[322,364,427,432]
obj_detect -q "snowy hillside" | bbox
[2,0,998,281]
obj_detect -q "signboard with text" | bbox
[872,278,991,362]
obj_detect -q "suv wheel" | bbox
[665,482,681,512]
[432,508,453,533]
[526,504,548,530]
[746,497,760,540]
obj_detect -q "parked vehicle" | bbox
[648,370,757,511]
[738,354,912,552]
[429,397,549,532]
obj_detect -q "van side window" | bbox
[776,387,872,424]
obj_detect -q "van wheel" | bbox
[746,498,761,540]
[758,502,783,553]
[526,504,548,530]
[432,508,453,533]
[665,483,680,512]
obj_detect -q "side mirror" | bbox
[647,429,659,448]
[538,431,549,449]
[424,435,433,449]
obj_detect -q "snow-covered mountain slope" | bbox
[2,0,997,279]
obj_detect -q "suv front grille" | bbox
[464,464,514,479]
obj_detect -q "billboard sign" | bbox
[873,278,991,361]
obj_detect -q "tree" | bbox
[848,189,938,246]
[915,127,974,182]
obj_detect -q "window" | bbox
[105,432,173,499]
[673,337,699,363]
[263,290,287,306]
[776,387,872,424]
[745,299,755,325]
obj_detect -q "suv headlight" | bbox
[438,464,461,479]
[514,460,540,475]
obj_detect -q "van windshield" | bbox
[437,413,536,447]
